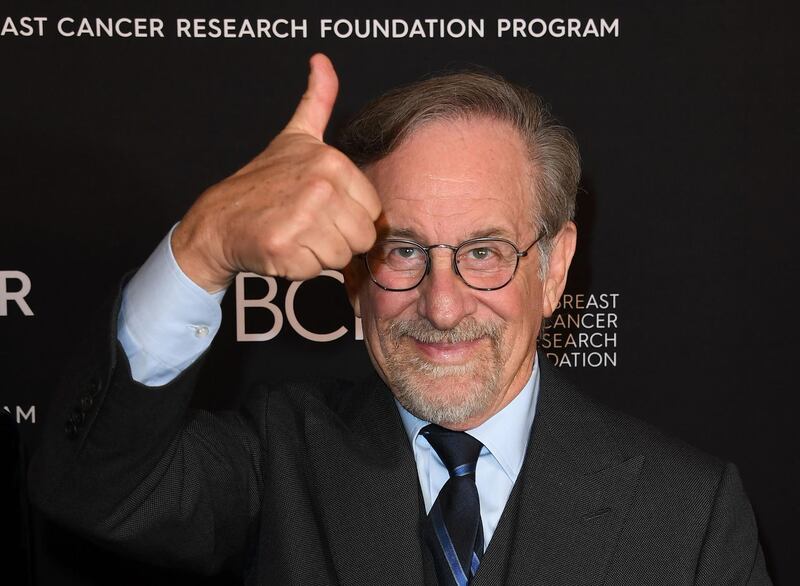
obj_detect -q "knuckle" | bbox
[366,193,382,220]
[351,223,376,253]
[287,264,318,281]
[301,177,335,206]
[328,245,352,269]
[332,255,351,269]
[316,146,350,175]
[261,230,291,257]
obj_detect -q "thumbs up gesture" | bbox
[172,54,382,291]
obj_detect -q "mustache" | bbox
[386,317,504,345]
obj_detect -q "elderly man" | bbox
[30,55,771,585]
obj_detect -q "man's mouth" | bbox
[411,337,484,364]
[385,317,502,367]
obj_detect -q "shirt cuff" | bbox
[118,224,227,386]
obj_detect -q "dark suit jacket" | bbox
[29,295,772,585]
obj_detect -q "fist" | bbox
[172,54,382,292]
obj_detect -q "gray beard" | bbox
[381,317,505,426]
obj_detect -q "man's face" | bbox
[350,116,575,430]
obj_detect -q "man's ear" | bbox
[542,221,577,318]
[342,258,365,317]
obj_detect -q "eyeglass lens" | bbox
[365,240,520,290]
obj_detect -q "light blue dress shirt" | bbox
[396,365,538,549]
[118,228,540,548]
[118,226,226,387]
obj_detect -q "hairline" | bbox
[356,112,555,279]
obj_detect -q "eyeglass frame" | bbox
[361,231,545,292]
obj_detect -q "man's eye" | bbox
[467,247,494,260]
[390,247,421,260]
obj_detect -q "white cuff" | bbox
[118,224,227,386]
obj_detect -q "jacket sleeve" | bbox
[693,462,772,585]
[27,287,264,576]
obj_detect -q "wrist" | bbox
[171,220,234,293]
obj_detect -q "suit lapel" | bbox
[303,357,643,585]
[475,357,644,586]
[305,375,433,586]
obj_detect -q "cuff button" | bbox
[88,376,102,396]
[80,394,94,412]
[64,420,79,439]
[193,325,210,338]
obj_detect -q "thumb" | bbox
[285,53,339,141]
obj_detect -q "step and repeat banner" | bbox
[2,1,796,584]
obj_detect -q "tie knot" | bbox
[421,424,483,478]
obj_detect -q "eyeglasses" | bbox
[363,233,544,292]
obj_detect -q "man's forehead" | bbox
[380,223,520,243]
[366,117,535,242]
[366,118,530,188]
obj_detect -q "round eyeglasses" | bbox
[363,233,544,292]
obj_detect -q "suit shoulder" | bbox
[593,399,724,475]
[245,374,385,423]
[540,361,725,479]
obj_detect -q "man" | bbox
[30,54,771,585]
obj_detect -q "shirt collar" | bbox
[396,356,540,482]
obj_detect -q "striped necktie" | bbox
[421,424,484,586]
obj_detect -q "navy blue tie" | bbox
[422,424,484,586]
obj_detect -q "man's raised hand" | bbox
[172,54,382,292]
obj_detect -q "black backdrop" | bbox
[2,1,797,584]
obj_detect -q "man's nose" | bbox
[416,250,475,330]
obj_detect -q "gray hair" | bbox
[338,68,581,276]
